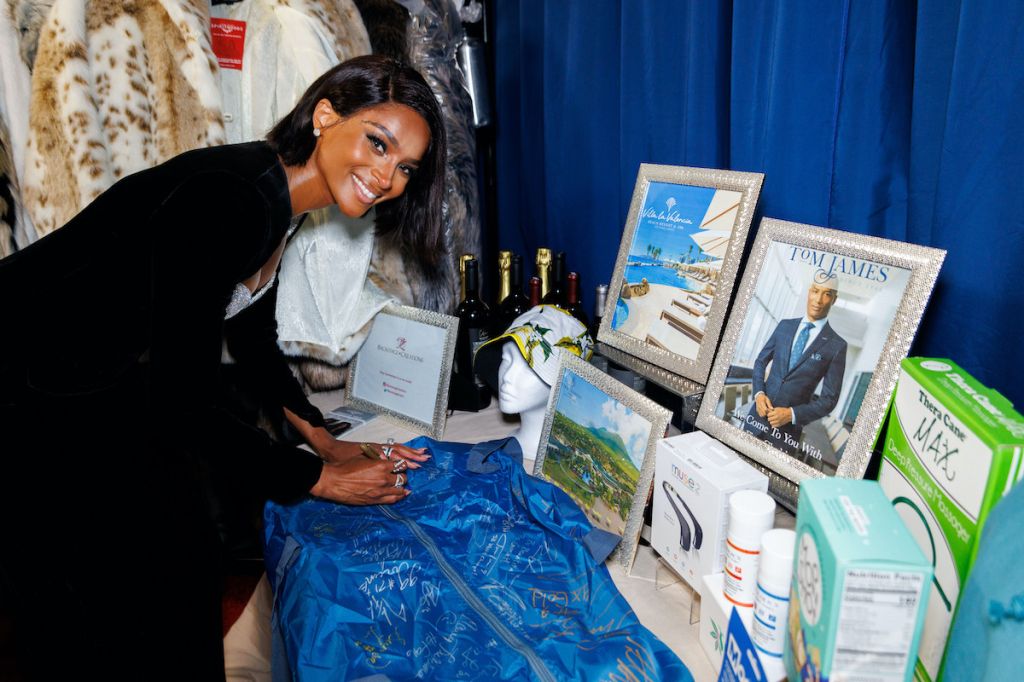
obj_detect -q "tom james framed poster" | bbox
[696,218,945,506]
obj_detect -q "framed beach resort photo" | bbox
[598,164,764,384]
[696,219,945,506]
[535,353,672,569]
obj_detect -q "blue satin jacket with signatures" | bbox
[264,437,693,682]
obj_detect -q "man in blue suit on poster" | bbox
[743,271,847,460]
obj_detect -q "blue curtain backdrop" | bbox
[493,0,1024,407]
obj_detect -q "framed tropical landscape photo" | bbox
[696,219,945,507]
[535,353,672,569]
[598,164,763,384]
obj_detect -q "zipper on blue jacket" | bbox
[377,505,557,682]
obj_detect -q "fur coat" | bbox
[1,1,41,251]
[24,0,226,236]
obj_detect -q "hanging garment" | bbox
[264,437,693,682]
[23,0,226,237]
[402,0,479,313]
[353,0,478,316]
[1,119,17,259]
[0,2,44,249]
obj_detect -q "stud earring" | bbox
[313,128,321,138]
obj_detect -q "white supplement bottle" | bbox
[723,490,776,607]
[752,528,796,680]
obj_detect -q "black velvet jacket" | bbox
[0,142,324,501]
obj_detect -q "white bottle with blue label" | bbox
[752,528,796,681]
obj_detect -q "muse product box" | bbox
[652,431,767,591]
[878,357,1024,681]
[786,479,931,682]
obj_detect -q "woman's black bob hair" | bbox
[267,55,447,267]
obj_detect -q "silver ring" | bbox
[394,473,405,487]
[381,445,394,460]
[386,437,395,446]
[391,459,407,473]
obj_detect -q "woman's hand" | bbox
[317,438,431,468]
[309,457,412,505]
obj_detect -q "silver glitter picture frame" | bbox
[599,164,764,384]
[697,219,945,507]
[534,353,672,570]
[345,304,458,439]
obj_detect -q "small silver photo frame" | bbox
[697,218,945,507]
[345,304,458,439]
[535,353,672,569]
[599,164,764,384]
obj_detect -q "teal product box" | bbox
[785,479,932,682]
[878,357,1024,681]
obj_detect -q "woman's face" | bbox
[313,100,431,218]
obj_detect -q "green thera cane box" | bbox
[785,479,932,682]
[878,358,1024,681]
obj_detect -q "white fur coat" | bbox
[24,0,226,236]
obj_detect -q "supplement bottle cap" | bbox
[757,528,796,593]
[727,490,776,548]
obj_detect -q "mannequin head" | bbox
[473,305,593,463]
[497,342,550,415]
[495,341,551,463]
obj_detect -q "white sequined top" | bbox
[224,216,303,320]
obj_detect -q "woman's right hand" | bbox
[309,457,411,505]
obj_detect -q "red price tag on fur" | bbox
[211,19,246,70]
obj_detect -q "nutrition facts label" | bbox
[831,569,925,681]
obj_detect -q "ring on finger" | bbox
[394,473,405,487]
[381,445,394,460]
[391,459,407,473]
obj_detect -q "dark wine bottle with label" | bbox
[497,254,530,333]
[564,271,589,326]
[451,259,491,411]
[459,253,476,301]
[542,251,567,306]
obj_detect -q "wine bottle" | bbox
[459,253,476,301]
[497,254,530,332]
[452,259,492,411]
[529,276,541,306]
[535,248,552,299]
[591,283,608,338]
[564,272,589,326]
[496,250,513,306]
[542,251,567,306]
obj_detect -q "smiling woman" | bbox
[305,101,430,217]
[0,55,446,679]
[268,55,448,270]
